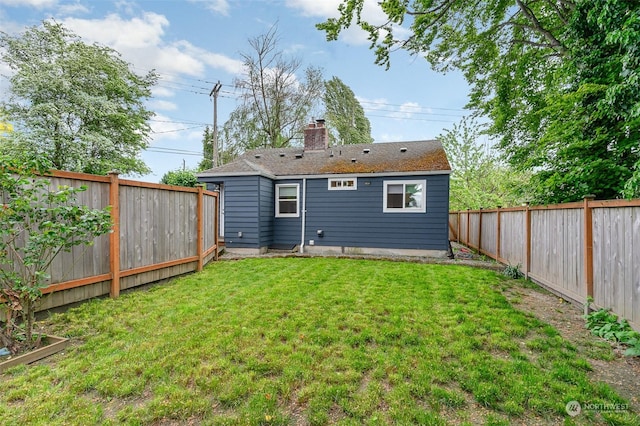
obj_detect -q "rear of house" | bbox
[198,120,451,257]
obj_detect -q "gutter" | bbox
[299,178,307,254]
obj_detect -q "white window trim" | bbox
[275,183,300,218]
[328,178,358,191]
[383,180,427,213]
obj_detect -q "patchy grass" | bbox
[0,258,637,425]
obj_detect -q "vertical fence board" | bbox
[480,212,497,256]
[499,210,526,267]
[632,208,640,327]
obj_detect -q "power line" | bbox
[146,147,203,157]
[151,125,204,134]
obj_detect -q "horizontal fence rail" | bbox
[450,198,640,331]
[7,170,219,312]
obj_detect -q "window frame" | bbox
[383,180,427,213]
[275,183,300,218]
[328,178,358,191]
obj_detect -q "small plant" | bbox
[502,263,524,279]
[584,299,640,357]
[0,156,112,355]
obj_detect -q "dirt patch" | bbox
[503,283,640,411]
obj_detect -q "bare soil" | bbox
[502,282,640,412]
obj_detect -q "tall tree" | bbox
[198,126,213,171]
[440,118,530,210]
[0,21,158,176]
[222,24,324,155]
[524,0,640,202]
[323,76,373,145]
[318,1,640,202]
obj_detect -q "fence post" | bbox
[496,206,502,261]
[214,190,219,261]
[196,184,204,272]
[108,171,120,298]
[583,195,595,312]
[466,209,470,246]
[524,203,531,279]
[478,208,483,253]
[456,211,461,244]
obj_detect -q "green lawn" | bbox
[0,258,636,425]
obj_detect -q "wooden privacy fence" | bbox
[32,170,218,312]
[449,197,640,331]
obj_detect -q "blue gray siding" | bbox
[258,176,274,247]
[273,179,303,247]
[298,174,449,250]
[201,176,273,248]
[201,173,449,251]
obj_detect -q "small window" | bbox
[328,178,357,190]
[275,184,299,217]
[383,180,426,213]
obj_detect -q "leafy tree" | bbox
[160,168,199,188]
[318,1,640,203]
[524,0,640,202]
[0,21,158,176]
[440,118,530,210]
[323,76,372,145]
[0,156,112,354]
[222,24,324,155]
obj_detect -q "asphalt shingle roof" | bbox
[198,140,451,178]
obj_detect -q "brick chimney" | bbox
[303,119,328,151]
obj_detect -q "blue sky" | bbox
[0,0,471,182]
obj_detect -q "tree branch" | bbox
[515,0,568,56]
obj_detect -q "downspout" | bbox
[299,178,307,253]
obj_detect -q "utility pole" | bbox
[210,81,222,167]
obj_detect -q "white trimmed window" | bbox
[275,184,300,217]
[383,180,426,213]
[328,178,357,190]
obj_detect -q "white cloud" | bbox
[62,12,168,49]
[57,2,89,16]
[285,0,342,18]
[186,0,229,16]
[152,86,176,98]
[149,100,178,111]
[201,52,243,75]
[60,13,242,79]
[0,0,57,8]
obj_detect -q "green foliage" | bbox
[440,118,530,210]
[517,0,640,203]
[0,156,112,354]
[584,307,640,357]
[159,169,199,188]
[323,76,373,145]
[502,264,524,280]
[0,20,158,176]
[198,126,214,171]
[318,1,640,204]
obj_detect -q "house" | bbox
[197,119,452,257]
